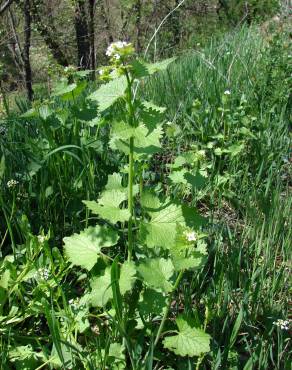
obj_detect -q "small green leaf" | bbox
[137,258,174,293]
[163,316,211,357]
[63,225,119,270]
[88,77,127,111]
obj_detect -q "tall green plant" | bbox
[63,41,211,368]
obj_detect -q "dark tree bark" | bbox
[101,0,113,44]
[30,0,69,66]
[134,0,142,53]
[23,0,33,101]
[8,9,25,74]
[88,0,95,78]
[171,0,181,48]
[74,0,90,69]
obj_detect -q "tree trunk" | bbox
[30,0,69,66]
[88,0,95,78]
[101,0,113,44]
[134,0,142,53]
[75,0,90,69]
[23,0,33,101]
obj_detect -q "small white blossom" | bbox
[98,69,104,76]
[184,231,197,242]
[7,179,19,188]
[37,235,46,244]
[273,319,290,330]
[224,90,231,95]
[105,41,132,58]
[34,268,50,281]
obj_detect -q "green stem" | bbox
[128,136,134,261]
[154,269,184,347]
[125,69,135,262]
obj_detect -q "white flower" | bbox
[184,231,197,242]
[7,179,19,188]
[224,90,231,95]
[34,268,50,281]
[98,69,104,76]
[105,41,132,58]
[273,319,290,330]
[37,235,46,244]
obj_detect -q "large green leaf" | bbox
[138,289,167,316]
[90,262,136,307]
[119,261,136,295]
[83,173,131,224]
[131,58,175,79]
[140,202,184,249]
[137,258,174,293]
[110,121,163,158]
[88,77,127,111]
[63,226,119,270]
[163,316,211,357]
[146,57,176,75]
[90,267,112,307]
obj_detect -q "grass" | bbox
[0,22,291,369]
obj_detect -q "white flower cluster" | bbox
[7,179,19,188]
[273,319,291,330]
[224,90,231,95]
[105,41,132,60]
[34,268,49,281]
[37,235,46,244]
[184,230,197,242]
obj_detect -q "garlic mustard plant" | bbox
[63,42,211,368]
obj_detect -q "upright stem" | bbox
[128,136,134,261]
[125,70,135,261]
[154,269,184,347]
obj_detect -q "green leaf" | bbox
[169,169,188,184]
[108,342,125,361]
[137,258,174,293]
[140,201,184,249]
[110,121,163,158]
[119,261,136,295]
[90,267,112,307]
[84,198,130,224]
[131,58,175,79]
[90,261,136,307]
[139,289,167,317]
[146,57,176,75]
[170,249,206,272]
[88,77,127,111]
[163,316,211,357]
[83,173,131,224]
[140,190,162,210]
[52,81,77,97]
[63,225,119,270]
